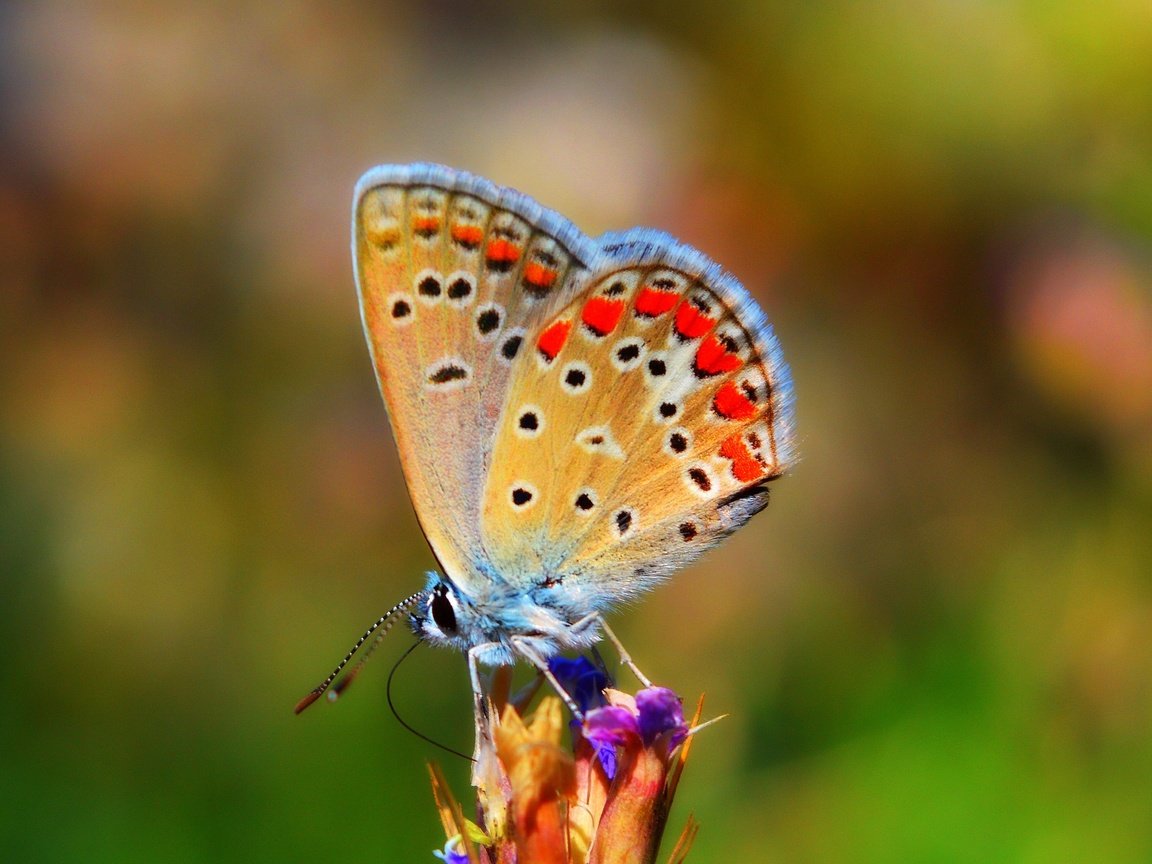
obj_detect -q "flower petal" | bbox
[583,705,640,748]
[589,736,619,781]
[432,837,470,864]
[635,687,687,748]
[548,656,611,714]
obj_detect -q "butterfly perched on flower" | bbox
[295,164,793,714]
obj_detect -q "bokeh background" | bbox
[3,2,1152,862]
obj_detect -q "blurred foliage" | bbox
[2,1,1151,862]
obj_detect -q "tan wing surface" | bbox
[480,233,794,603]
[353,165,596,587]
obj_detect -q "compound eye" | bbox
[430,587,458,634]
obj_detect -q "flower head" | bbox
[432,837,469,864]
[429,659,704,864]
[585,687,689,753]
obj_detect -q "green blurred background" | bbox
[3,2,1151,862]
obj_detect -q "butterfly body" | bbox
[351,163,794,671]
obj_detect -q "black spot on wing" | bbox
[501,334,523,360]
[429,365,467,384]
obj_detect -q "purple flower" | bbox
[583,706,639,748]
[432,838,468,864]
[584,686,689,750]
[582,686,690,782]
[549,655,618,777]
[548,655,611,714]
[430,671,704,864]
[636,687,689,749]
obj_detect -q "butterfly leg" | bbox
[467,643,502,744]
[570,612,653,688]
[509,637,585,720]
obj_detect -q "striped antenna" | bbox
[294,590,428,714]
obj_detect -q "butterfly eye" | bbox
[430,587,458,635]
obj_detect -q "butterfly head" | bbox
[409,571,603,666]
[414,578,465,646]
[410,572,514,658]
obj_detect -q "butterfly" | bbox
[295,163,794,716]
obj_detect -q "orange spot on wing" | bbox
[451,224,484,247]
[537,319,572,361]
[694,333,743,376]
[367,226,401,249]
[524,261,558,289]
[634,286,679,317]
[720,433,766,482]
[581,297,627,336]
[486,238,522,265]
[713,380,756,420]
[674,303,715,339]
[412,216,441,234]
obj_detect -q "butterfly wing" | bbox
[479,227,795,609]
[352,164,600,589]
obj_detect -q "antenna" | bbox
[294,590,427,714]
[386,639,473,762]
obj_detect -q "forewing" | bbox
[353,164,598,586]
